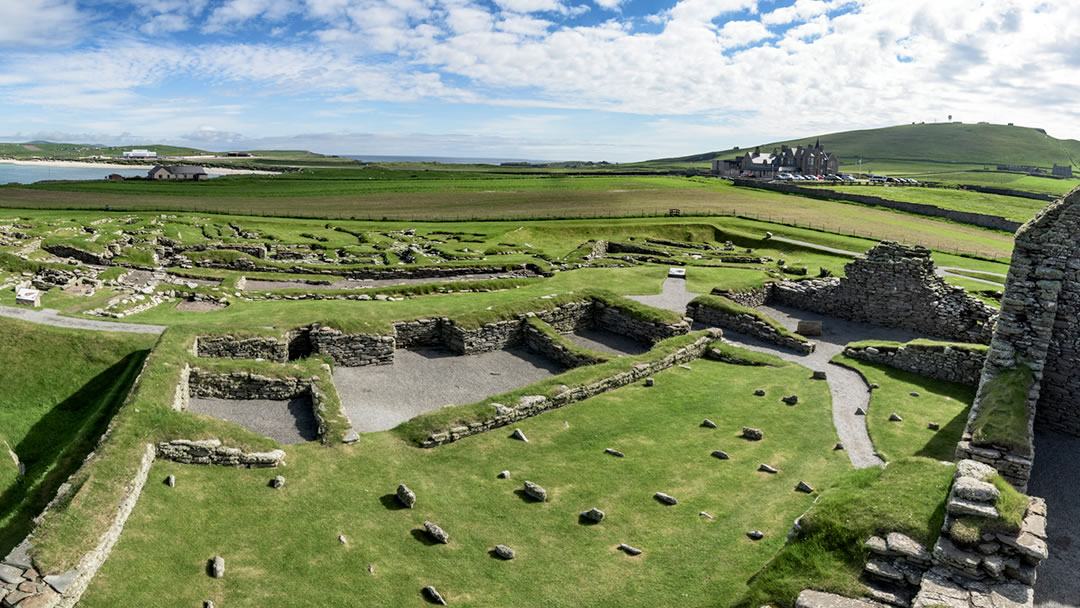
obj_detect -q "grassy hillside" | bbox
[0,142,211,159]
[652,123,1080,168]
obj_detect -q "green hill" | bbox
[651,123,1080,168]
[0,142,211,159]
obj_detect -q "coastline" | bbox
[0,159,279,176]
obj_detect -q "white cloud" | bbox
[761,0,830,26]
[592,0,625,9]
[0,0,84,47]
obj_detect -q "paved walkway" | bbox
[630,278,921,469]
[0,305,166,334]
[1028,428,1080,608]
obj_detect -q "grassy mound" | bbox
[0,317,156,555]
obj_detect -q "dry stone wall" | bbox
[156,439,286,467]
[188,369,310,401]
[521,320,609,369]
[843,342,987,387]
[771,241,997,344]
[687,299,813,354]
[972,186,1080,439]
[595,302,689,345]
[308,325,394,366]
[711,284,775,308]
[419,330,720,447]
[195,335,288,362]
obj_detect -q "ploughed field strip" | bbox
[334,347,566,432]
[186,395,319,445]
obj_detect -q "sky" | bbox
[0,0,1077,161]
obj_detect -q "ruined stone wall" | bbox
[975,187,1080,437]
[687,299,814,354]
[420,331,720,447]
[594,303,690,345]
[843,342,986,387]
[156,439,286,467]
[521,321,608,369]
[442,319,524,354]
[195,335,288,362]
[187,369,310,401]
[308,325,395,367]
[393,319,446,347]
[711,284,775,308]
[534,300,595,332]
[771,241,997,344]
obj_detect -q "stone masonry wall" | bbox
[973,187,1080,438]
[308,325,395,367]
[393,318,446,347]
[420,330,720,447]
[187,369,310,401]
[771,241,998,344]
[521,319,609,369]
[195,335,288,362]
[595,303,690,345]
[156,439,286,467]
[843,342,987,387]
[687,299,814,354]
[711,284,775,308]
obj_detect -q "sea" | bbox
[0,164,151,184]
[0,164,227,184]
[343,155,551,165]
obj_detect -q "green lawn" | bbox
[80,353,849,608]
[833,356,975,462]
[821,185,1046,223]
[0,317,155,554]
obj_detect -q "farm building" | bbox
[148,166,209,181]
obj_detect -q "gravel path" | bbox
[0,305,166,334]
[187,396,319,445]
[334,347,565,432]
[634,278,923,469]
[1028,428,1080,608]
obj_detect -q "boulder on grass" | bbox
[523,481,547,502]
[424,521,449,544]
[397,484,416,508]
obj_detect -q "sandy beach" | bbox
[0,159,279,175]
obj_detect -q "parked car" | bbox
[868,175,888,183]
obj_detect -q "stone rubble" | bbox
[742,427,763,440]
[618,544,642,556]
[604,448,625,458]
[701,419,717,429]
[523,481,547,502]
[654,492,678,505]
[423,522,449,544]
[423,585,447,605]
[580,508,605,523]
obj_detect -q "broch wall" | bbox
[687,298,814,354]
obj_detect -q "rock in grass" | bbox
[424,521,449,544]
[165,475,175,488]
[654,492,678,505]
[397,484,416,508]
[205,602,215,608]
[497,470,511,479]
[928,422,940,431]
[644,378,654,387]
[211,556,224,578]
[701,419,717,429]
[604,448,625,458]
[753,389,766,396]
[618,543,642,556]
[910,391,920,397]
[811,370,827,380]
[795,481,815,493]
[423,585,447,605]
[523,481,547,502]
[699,511,715,520]
[510,428,528,442]
[889,413,903,422]
[758,464,778,474]
[741,427,763,440]
[869,383,880,390]
[270,475,285,489]
[581,508,605,523]
[782,395,799,405]
[711,450,729,460]
[833,442,844,450]
[494,545,515,560]
[747,530,764,540]
[339,535,347,544]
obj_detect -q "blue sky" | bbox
[0,0,1076,161]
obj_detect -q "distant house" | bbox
[123,149,157,158]
[148,165,209,181]
[106,174,124,181]
[1053,164,1074,178]
[712,140,839,178]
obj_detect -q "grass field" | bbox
[80,353,848,608]
[834,356,975,462]
[818,184,1047,223]
[0,317,155,555]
